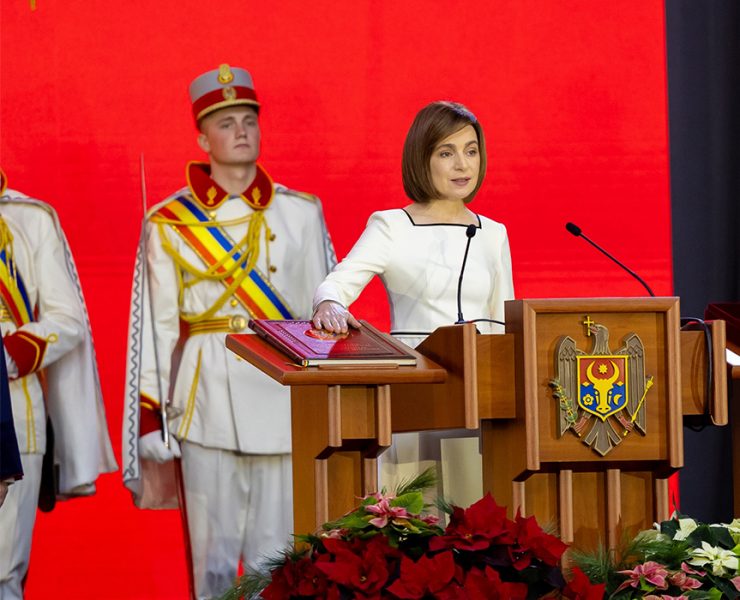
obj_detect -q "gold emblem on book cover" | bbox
[549,316,654,457]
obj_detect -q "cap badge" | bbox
[217,64,234,84]
[222,86,236,101]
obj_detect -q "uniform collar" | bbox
[0,167,6,196]
[185,161,275,211]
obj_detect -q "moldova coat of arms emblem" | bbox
[549,317,654,456]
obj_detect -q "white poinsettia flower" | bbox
[724,519,740,543]
[636,529,664,543]
[688,541,740,576]
[673,518,699,541]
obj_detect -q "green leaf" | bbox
[660,518,680,538]
[708,575,740,599]
[391,491,425,515]
[707,587,725,600]
[686,524,735,549]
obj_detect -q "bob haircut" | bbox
[402,101,487,204]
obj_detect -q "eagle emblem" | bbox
[549,317,654,457]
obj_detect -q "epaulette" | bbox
[146,189,188,221]
[0,191,59,221]
[278,186,320,203]
[0,171,58,220]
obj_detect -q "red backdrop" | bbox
[0,1,672,597]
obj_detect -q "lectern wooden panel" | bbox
[490,298,724,550]
[225,333,446,536]
[705,303,740,514]
[388,298,726,551]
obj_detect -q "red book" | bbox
[248,319,417,367]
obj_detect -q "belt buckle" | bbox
[229,314,247,332]
[0,305,11,322]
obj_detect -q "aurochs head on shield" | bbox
[576,355,629,421]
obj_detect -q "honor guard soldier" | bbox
[0,338,21,509]
[122,64,336,599]
[0,167,117,599]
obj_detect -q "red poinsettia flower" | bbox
[462,565,528,599]
[316,536,392,597]
[325,584,342,600]
[261,564,292,599]
[263,556,329,599]
[509,510,568,568]
[561,566,606,600]
[432,580,469,600]
[385,551,457,598]
[430,494,514,552]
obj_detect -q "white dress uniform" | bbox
[0,175,116,600]
[122,161,335,599]
[314,208,514,503]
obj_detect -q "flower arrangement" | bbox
[219,469,604,599]
[572,515,740,599]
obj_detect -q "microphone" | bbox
[565,222,655,296]
[456,224,478,324]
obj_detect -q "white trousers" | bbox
[180,442,293,600]
[0,454,43,600]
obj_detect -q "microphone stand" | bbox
[565,222,655,297]
[456,224,478,324]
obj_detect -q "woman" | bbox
[312,101,514,504]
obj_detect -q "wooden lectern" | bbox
[390,297,727,550]
[227,297,727,550]
[225,333,446,537]
[705,302,740,514]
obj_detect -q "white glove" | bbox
[138,431,181,463]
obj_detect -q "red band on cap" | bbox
[192,86,258,121]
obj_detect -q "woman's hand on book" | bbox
[312,300,361,334]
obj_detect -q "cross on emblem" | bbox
[582,315,594,337]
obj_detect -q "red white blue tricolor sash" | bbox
[156,196,295,320]
[0,249,33,326]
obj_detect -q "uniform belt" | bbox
[181,314,249,337]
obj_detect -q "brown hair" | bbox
[402,101,487,203]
